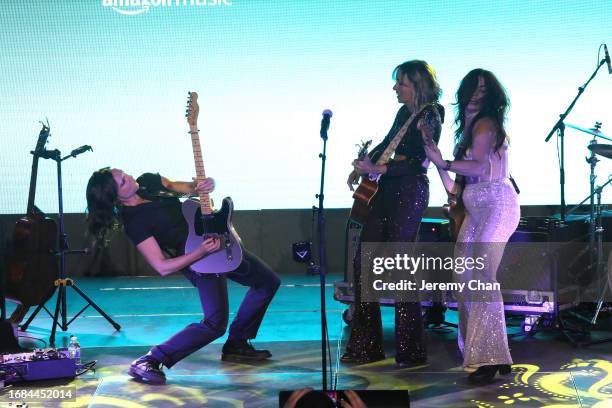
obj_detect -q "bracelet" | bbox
[444,160,452,170]
[188,129,200,134]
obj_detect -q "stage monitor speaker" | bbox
[343,218,450,284]
[497,217,588,315]
[279,389,410,408]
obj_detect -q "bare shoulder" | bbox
[472,117,497,143]
[473,116,497,133]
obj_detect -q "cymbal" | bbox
[566,123,612,141]
[588,144,612,159]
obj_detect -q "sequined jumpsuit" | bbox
[345,104,443,363]
[454,140,519,369]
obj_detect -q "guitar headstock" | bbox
[356,140,372,160]
[34,120,50,154]
[186,91,199,127]
[418,103,440,146]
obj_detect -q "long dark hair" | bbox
[453,69,509,157]
[393,60,441,109]
[86,167,119,238]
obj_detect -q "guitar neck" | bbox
[190,129,213,215]
[26,156,40,215]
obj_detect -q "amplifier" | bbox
[335,216,585,318]
[337,218,451,313]
[497,216,588,314]
[342,217,450,285]
[515,216,589,241]
[0,348,76,384]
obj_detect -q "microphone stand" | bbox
[21,145,121,346]
[544,55,608,222]
[315,116,331,391]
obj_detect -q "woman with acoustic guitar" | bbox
[423,69,519,383]
[342,60,444,367]
[85,98,280,384]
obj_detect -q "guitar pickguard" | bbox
[182,197,243,274]
[193,206,231,237]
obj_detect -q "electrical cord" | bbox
[75,360,97,377]
[0,364,26,383]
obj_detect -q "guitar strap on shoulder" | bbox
[375,103,434,166]
[509,175,520,194]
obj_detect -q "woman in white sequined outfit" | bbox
[424,69,519,384]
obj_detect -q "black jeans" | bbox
[150,250,281,367]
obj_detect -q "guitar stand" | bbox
[20,146,120,346]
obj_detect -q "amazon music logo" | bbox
[102,0,232,16]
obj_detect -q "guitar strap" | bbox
[374,102,435,166]
[137,187,194,200]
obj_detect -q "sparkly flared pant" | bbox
[454,179,520,368]
[345,174,429,362]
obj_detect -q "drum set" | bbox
[565,121,612,339]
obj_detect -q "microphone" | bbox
[320,109,333,139]
[604,44,612,74]
[70,145,93,158]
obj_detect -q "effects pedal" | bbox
[0,348,76,384]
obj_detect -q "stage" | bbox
[2,274,611,407]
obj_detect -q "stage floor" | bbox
[2,274,612,407]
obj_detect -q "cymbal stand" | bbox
[586,137,599,274]
[590,185,611,326]
[567,177,612,347]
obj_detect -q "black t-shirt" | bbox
[120,173,188,258]
[368,103,444,177]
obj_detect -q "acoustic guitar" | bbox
[349,103,439,224]
[182,92,243,273]
[6,124,58,307]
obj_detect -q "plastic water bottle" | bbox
[68,336,81,364]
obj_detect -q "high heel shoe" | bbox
[498,364,512,375]
[468,364,511,384]
[340,351,385,364]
